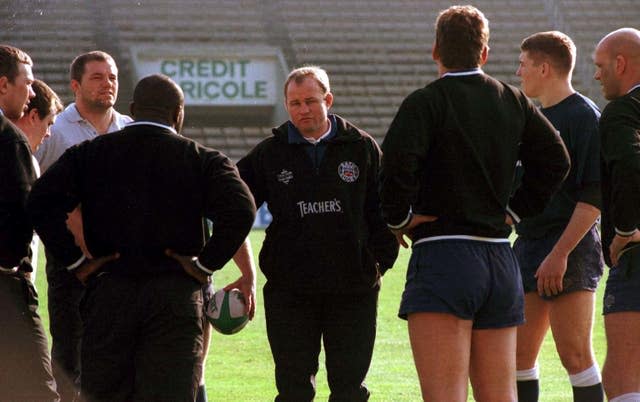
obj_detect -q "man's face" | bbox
[285,77,333,139]
[516,51,544,98]
[16,105,57,152]
[593,43,621,100]
[73,59,119,110]
[31,109,57,151]
[3,63,35,120]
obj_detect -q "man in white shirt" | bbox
[35,51,131,402]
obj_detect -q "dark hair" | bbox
[434,5,489,70]
[0,44,33,83]
[521,31,576,76]
[27,79,63,119]
[70,50,115,82]
[133,74,184,115]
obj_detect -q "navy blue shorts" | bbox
[513,225,604,299]
[399,239,524,329]
[603,245,640,314]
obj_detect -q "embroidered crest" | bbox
[277,169,294,185]
[338,161,359,183]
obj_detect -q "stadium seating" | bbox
[1,0,637,160]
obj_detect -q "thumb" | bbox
[165,249,183,262]
[414,214,438,224]
[96,252,120,264]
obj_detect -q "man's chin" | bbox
[94,99,115,109]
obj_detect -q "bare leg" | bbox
[408,312,472,402]
[602,312,640,399]
[469,326,518,402]
[516,293,550,370]
[549,291,597,374]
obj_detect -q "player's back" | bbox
[384,73,566,240]
[66,124,222,272]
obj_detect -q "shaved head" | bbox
[597,28,640,59]
[593,28,640,99]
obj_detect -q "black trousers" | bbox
[0,272,60,402]
[46,249,84,402]
[79,271,204,402]
[264,282,378,402]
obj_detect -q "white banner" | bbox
[130,46,285,106]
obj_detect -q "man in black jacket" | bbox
[237,66,398,402]
[0,44,59,402]
[594,27,640,402]
[380,6,570,401]
[28,74,256,402]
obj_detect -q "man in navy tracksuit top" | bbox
[0,44,59,402]
[594,28,640,402]
[28,74,256,402]
[380,5,571,401]
[237,66,398,402]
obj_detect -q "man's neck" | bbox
[620,73,640,95]
[75,102,114,135]
[538,79,574,108]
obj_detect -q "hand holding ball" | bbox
[204,286,249,335]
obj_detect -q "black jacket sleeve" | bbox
[0,122,36,271]
[600,98,640,235]
[364,137,398,273]
[380,91,431,227]
[508,97,571,220]
[198,150,256,271]
[27,144,85,269]
[236,143,267,209]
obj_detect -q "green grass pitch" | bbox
[34,229,606,401]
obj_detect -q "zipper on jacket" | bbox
[314,144,320,176]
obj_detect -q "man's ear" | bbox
[28,108,40,124]
[70,79,80,94]
[172,105,182,123]
[479,45,489,66]
[432,41,439,62]
[0,76,9,95]
[615,54,626,75]
[324,92,334,109]
[540,61,550,77]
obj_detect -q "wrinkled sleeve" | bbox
[0,138,36,270]
[380,91,431,228]
[28,145,84,269]
[364,138,399,273]
[196,150,256,273]
[509,99,570,220]
[600,105,640,235]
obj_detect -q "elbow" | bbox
[235,207,256,236]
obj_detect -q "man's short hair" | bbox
[521,31,576,76]
[27,79,63,119]
[283,66,331,98]
[133,74,184,114]
[0,44,33,83]
[434,5,489,70]
[70,50,115,82]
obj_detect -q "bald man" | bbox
[594,28,640,402]
[28,74,256,402]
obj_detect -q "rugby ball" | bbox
[204,287,249,335]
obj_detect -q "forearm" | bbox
[232,238,256,284]
[551,202,601,256]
